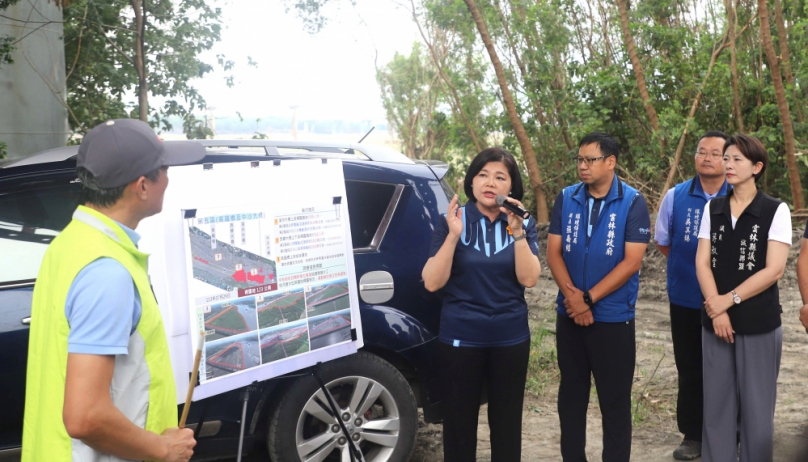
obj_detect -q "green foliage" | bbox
[0,141,7,159]
[62,0,230,137]
[289,0,808,210]
[376,42,446,160]
[183,114,214,140]
[0,0,21,66]
[525,312,559,395]
[0,35,14,66]
[281,0,355,33]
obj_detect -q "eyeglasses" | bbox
[572,155,609,166]
[695,151,723,160]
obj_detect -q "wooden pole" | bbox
[179,331,205,428]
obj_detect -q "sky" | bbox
[192,0,421,124]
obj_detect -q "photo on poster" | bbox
[188,211,277,297]
[201,296,258,340]
[308,309,352,351]
[170,160,364,396]
[257,289,306,329]
[204,331,261,380]
[305,277,350,317]
[258,319,310,363]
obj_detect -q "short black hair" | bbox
[463,148,524,202]
[578,131,620,162]
[77,166,161,207]
[698,130,729,142]
[723,134,768,182]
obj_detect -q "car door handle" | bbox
[21,317,31,325]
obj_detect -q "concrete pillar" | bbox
[0,0,69,159]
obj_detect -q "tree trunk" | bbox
[773,0,803,122]
[132,0,148,122]
[495,0,548,128]
[616,0,668,206]
[597,0,614,66]
[615,0,661,135]
[409,0,484,153]
[727,0,745,133]
[659,33,729,209]
[759,0,804,209]
[462,0,549,222]
[756,33,763,123]
[510,0,549,128]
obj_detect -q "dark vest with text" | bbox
[702,189,782,334]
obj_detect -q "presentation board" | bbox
[136,158,363,402]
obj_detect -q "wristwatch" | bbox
[731,290,742,305]
[513,233,527,242]
[583,291,594,307]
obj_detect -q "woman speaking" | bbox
[422,147,541,461]
[695,134,791,462]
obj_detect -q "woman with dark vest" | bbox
[422,148,541,461]
[695,134,791,462]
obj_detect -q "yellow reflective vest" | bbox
[22,206,176,461]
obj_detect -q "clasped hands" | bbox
[563,283,593,326]
[704,293,735,344]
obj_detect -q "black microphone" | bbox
[495,195,530,219]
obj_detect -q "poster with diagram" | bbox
[168,158,362,398]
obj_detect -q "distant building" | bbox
[0,0,69,158]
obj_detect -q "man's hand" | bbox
[563,283,590,318]
[64,353,189,461]
[159,427,196,462]
[573,309,594,326]
[704,293,733,319]
[800,304,808,334]
[713,312,734,344]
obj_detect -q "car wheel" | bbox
[267,351,417,462]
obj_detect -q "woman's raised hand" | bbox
[446,194,463,239]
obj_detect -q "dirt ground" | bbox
[411,226,808,462]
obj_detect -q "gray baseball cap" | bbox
[77,118,206,189]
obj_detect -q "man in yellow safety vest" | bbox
[22,119,205,462]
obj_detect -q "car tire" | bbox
[267,351,417,462]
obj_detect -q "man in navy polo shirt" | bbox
[547,132,650,462]
[655,130,729,460]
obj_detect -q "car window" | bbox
[0,182,81,285]
[345,180,396,249]
[427,179,453,215]
[438,178,455,201]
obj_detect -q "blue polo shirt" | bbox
[429,200,539,347]
[64,220,143,355]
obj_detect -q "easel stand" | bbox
[236,387,250,462]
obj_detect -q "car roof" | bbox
[1,140,417,170]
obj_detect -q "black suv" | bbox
[0,140,452,461]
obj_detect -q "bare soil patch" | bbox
[412,226,808,461]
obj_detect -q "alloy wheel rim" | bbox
[295,375,401,462]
